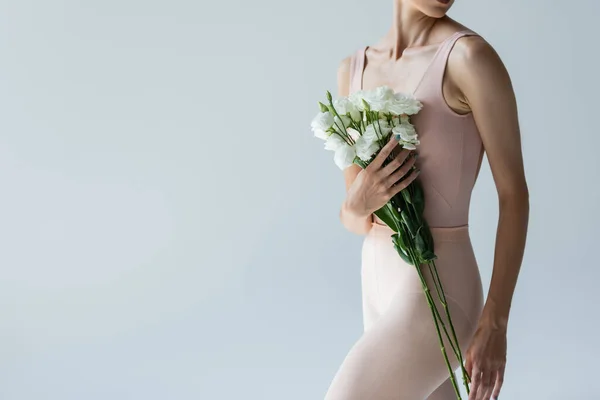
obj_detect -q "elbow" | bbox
[345,225,372,236]
[343,222,372,236]
[339,208,372,236]
[498,182,529,211]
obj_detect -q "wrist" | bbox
[480,301,509,331]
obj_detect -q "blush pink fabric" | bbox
[325,31,485,399]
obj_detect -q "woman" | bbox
[324,1,529,400]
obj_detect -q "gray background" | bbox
[0,0,598,399]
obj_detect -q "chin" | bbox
[415,0,455,18]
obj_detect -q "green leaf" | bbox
[421,219,435,250]
[401,188,413,204]
[415,230,427,254]
[392,234,413,265]
[318,102,329,113]
[400,210,417,237]
[398,224,411,245]
[394,229,406,248]
[411,181,425,215]
[387,199,403,220]
[373,208,398,232]
[421,250,437,262]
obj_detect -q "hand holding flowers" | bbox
[344,136,420,222]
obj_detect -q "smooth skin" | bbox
[337,1,529,399]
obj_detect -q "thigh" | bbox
[324,289,472,400]
[426,377,456,400]
[361,231,381,332]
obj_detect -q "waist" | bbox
[370,218,470,242]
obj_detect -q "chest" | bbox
[362,46,440,95]
[361,45,464,114]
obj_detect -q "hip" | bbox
[361,219,484,324]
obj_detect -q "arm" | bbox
[450,36,530,398]
[336,56,374,235]
[454,35,529,330]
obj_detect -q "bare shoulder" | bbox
[337,55,353,97]
[455,35,499,62]
[338,55,352,75]
[449,34,511,87]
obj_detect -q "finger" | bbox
[467,367,481,400]
[492,365,505,399]
[480,370,494,400]
[384,154,417,187]
[465,353,473,377]
[390,167,421,196]
[368,136,399,171]
[380,147,414,177]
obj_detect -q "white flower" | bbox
[333,97,361,121]
[333,97,352,114]
[350,109,361,122]
[376,119,393,136]
[354,121,390,161]
[324,134,346,152]
[313,128,328,140]
[392,121,420,150]
[347,127,360,141]
[392,122,418,142]
[355,136,380,161]
[363,86,396,112]
[362,120,391,141]
[333,115,352,133]
[348,90,368,111]
[333,144,356,170]
[388,92,423,115]
[363,124,379,142]
[311,111,334,132]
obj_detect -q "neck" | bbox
[385,0,442,59]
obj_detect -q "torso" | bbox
[349,29,485,228]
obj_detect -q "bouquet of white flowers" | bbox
[311,86,471,399]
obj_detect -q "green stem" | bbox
[386,197,467,398]
[418,266,463,364]
[327,98,349,140]
[403,203,470,393]
[430,259,471,393]
[425,261,470,391]
[332,120,352,144]
[403,202,470,395]
[393,199,465,370]
[332,131,353,147]
[404,245,462,400]
[405,245,466,384]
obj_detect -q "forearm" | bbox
[340,198,373,235]
[482,191,529,328]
